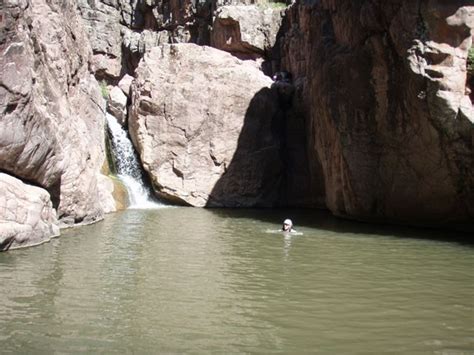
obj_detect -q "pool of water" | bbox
[0,208,472,353]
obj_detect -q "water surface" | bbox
[0,208,472,353]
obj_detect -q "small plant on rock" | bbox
[467,47,474,75]
[100,80,109,100]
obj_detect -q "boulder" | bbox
[0,0,115,227]
[118,74,134,97]
[108,86,128,125]
[129,43,283,207]
[211,4,284,59]
[0,173,60,251]
[279,0,474,226]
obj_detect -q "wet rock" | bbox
[129,43,283,207]
[108,175,129,211]
[280,0,474,226]
[0,173,60,251]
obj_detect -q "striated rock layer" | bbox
[0,0,115,241]
[130,43,284,207]
[280,0,473,226]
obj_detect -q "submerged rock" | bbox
[129,43,283,207]
[0,173,60,251]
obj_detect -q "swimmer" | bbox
[282,219,296,233]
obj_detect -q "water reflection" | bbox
[283,234,293,259]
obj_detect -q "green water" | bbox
[0,208,472,353]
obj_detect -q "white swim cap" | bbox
[283,219,293,226]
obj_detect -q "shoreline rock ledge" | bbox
[129,43,283,207]
[0,173,60,251]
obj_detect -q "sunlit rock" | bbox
[129,43,283,207]
[0,0,115,226]
[211,4,284,59]
[118,74,134,97]
[108,86,128,125]
[0,173,60,251]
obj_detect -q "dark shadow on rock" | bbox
[205,79,324,208]
[205,87,284,207]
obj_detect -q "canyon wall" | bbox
[0,0,115,250]
[79,0,319,208]
[1,0,473,250]
[279,0,473,227]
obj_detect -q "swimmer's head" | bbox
[282,219,293,231]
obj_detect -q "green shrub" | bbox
[100,80,109,100]
[467,47,474,75]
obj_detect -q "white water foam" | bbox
[265,229,304,235]
[106,113,164,209]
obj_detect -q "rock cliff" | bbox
[279,0,473,226]
[0,0,115,249]
[1,0,473,250]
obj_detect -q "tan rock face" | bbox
[0,173,60,251]
[211,5,284,59]
[129,43,284,207]
[0,0,115,227]
[280,0,474,226]
[108,86,128,125]
[79,0,216,78]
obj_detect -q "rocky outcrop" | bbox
[129,43,284,207]
[0,173,59,251]
[280,0,474,226]
[0,0,115,230]
[77,0,125,79]
[108,86,128,125]
[211,4,284,59]
[78,0,216,78]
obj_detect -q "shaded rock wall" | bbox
[0,0,115,240]
[280,0,473,226]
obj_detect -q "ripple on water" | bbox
[0,208,472,353]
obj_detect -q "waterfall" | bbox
[106,113,163,209]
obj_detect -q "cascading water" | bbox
[106,113,163,209]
